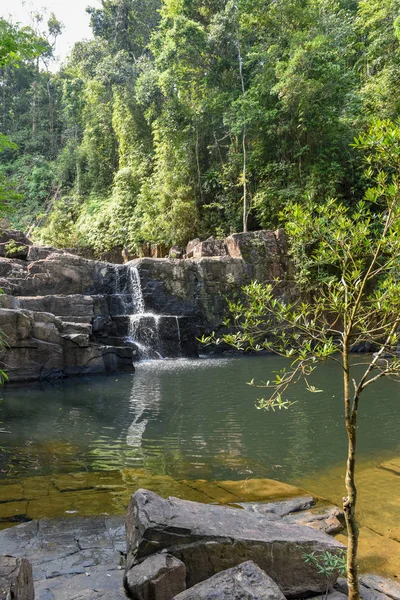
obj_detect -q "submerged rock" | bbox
[125,489,345,598]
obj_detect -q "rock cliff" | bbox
[0,229,290,382]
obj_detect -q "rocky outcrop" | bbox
[0,555,34,600]
[125,489,344,598]
[0,251,137,381]
[0,491,398,600]
[0,228,291,380]
[173,561,287,600]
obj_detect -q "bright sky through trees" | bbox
[0,0,100,67]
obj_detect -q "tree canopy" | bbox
[0,0,399,253]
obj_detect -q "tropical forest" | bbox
[1,2,400,600]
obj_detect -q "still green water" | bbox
[1,355,399,483]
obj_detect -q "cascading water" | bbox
[113,263,183,360]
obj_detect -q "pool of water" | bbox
[2,355,400,576]
[1,355,399,483]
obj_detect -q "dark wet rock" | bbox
[0,516,127,600]
[0,555,34,600]
[172,560,286,600]
[126,489,344,598]
[124,553,186,600]
[238,495,316,517]
[63,344,135,376]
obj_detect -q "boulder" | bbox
[168,247,184,260]
[62,333,90,348]
[186,239,200,259]
[172,561,286,600]
[126,489,345,598]
[25,253,103,296]
[0,555,34,600]
[63,344,134,376]
[191,237,227,259]
[124,553,186,600]
[0,257,27,279]
[32,321,62,345]
[225,229,289,280]
[312,593,348,600]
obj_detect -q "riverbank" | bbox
[1,484,399,600]
[1,465,400,579]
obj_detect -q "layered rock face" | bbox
[0,251,136,381]
[0,229,290,381]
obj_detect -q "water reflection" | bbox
[0,356,399,482]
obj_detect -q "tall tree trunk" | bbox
[47,79,55,155]
[236,23,248,233]
[342,348,360,600]
[195,123,202,204]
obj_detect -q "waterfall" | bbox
[175,316,182,357]
[127,265,145,314]
[112,263,184,360]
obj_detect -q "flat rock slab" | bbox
[126,489,344,598]
[172,560,286,600]
[0,517,127,600]
[237,495,316,517]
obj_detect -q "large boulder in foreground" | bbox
[125,553,186,600]
[0,555,34,600]
[172,560,286,600]
[125,489,345,598]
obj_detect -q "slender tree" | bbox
[201,120,400,600]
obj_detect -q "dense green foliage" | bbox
[1,0,400,253]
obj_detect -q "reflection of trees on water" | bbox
[1,357,400,483]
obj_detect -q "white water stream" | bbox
[114,263,182,359]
